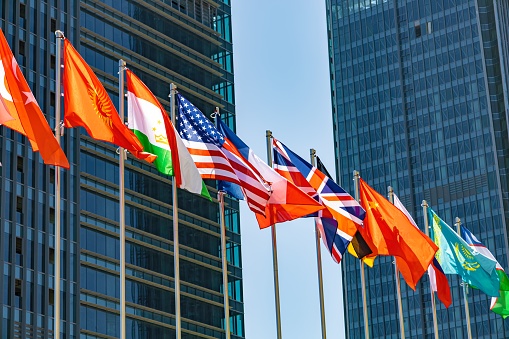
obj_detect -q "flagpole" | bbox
[218,191,231,339]
[455,217,472,339]
[170,83,182,339]
[353,170,369,339]
[266,130,283,339]
[213,107,231,339]
[54,30,64,339]
[118,59,127,339]
[387,186,405,339]
[310,149,327,339]
[421,200,439,339]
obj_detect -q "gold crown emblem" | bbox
[155,134,169,145]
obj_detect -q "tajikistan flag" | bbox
[126,70,210,200]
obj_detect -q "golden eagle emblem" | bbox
[454,243,480,271]
[88,86,113,128]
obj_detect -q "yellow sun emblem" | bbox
[88,86,113,128]
[454,243,480,271]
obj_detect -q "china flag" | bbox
[62,39,154,162]
[0,29,69,168]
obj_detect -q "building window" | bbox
[415,21,421,38]
[15,237,23,266]
[19,40,25,56]
[14,279,22,308]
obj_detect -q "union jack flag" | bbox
[272,138,365,261]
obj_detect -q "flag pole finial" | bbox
[421,200,428,208]
[266,130,272,138]
[55,30,65,39]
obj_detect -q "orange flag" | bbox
[0,30,69,168]
[62,39,154,162]
[358,178,438,290]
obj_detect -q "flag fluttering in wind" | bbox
[428,207,500,297]
[461,224,509,316]
[429,258,453,308]
[62,40,154,162]
[126,70,210,199]
[217,120,324,228]
[392,194,451,307]
[0,29,69,168]
[176,93,271,214]
[271,138,367,263]
[358,179,438,290]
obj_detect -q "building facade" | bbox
[0,0,243,338]
[326,0,509,338]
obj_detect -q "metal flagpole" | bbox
[353,170,369,339]
[455,217,472,339]
[118,59,127,339]
[387,186,405,339]
[218,191,231,339]
[214,107,231,339]
[266,130,283,339]
[169,83,182,339]
[310,149,327,339]
[54,30,64,339]
[421,200,439,339]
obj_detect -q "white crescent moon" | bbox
[0,59,13,102]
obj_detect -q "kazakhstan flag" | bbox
[428,208,500,297]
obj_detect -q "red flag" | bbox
[62,39,154,162]
[358,178,438,290]
[0,29,69,168]
[429,258,452,308]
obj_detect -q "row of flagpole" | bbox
[48,30,485,339]
[51,30,235,339]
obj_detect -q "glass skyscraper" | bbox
[326,0,509,338]
[0,0,243,338]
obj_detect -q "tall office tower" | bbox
[326,0,509,338]
[0,1,242,338]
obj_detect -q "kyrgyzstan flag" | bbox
[358,178,438,290]
[0,29,69,168]
[62,39,154,162]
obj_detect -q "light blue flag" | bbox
[428,207,500,297]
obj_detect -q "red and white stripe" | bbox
[182,139,270,215]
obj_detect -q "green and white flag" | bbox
[126,70,210,200]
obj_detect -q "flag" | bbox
[0,29,69,168]
[62,39,153,162]
[126,70,210,199]
[461,224,509,316]
[358,178,438,290]
[176,93,271,214]
[392,194,451,307]
[491,292,509,319]
[271,138,367,263]
[347,232,376,266]
[217,120,324,228]
[428,258,453,308]
[428,207,500,297]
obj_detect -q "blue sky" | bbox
[231,1,346,338]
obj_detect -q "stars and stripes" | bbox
[176,93,271,215]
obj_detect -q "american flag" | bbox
[176,94,270,215]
